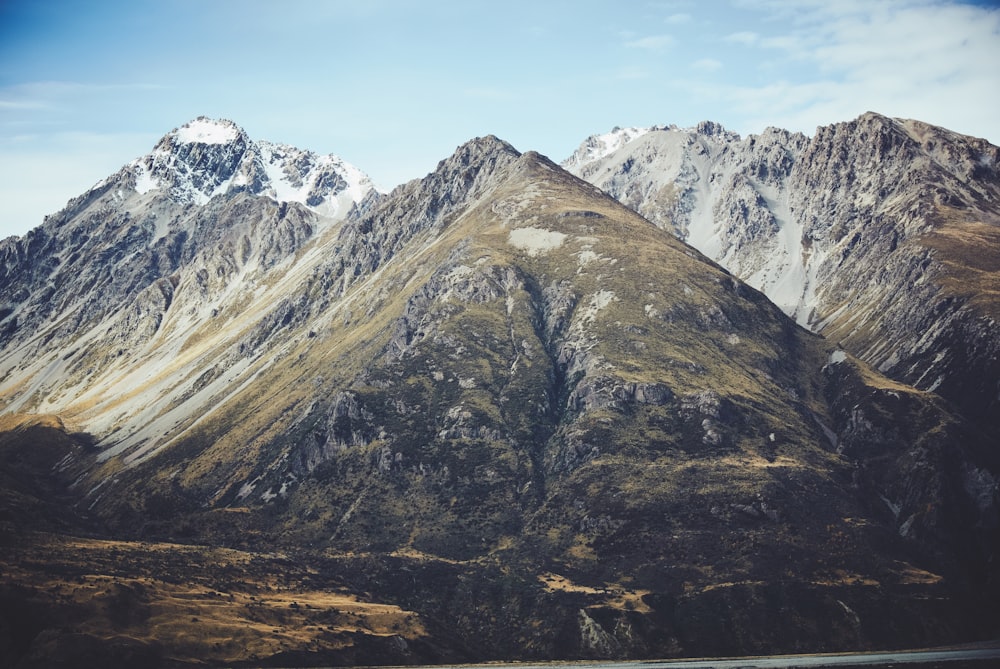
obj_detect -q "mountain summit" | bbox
[121,116,375,215]
[0,117,998,666]
[0,118,375,445]
[564,112,1000,438]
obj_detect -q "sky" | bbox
[1,0,999,239]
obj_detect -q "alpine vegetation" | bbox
[0,115,997,667]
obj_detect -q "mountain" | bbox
[0,118,998,666]
[128,116,374,215]
[0,117,375,461]
[563,113,1000,440]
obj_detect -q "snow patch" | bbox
[828,350,847,365]
[591,289,616,311]
[899,514,916,537]
[508,227,567,256]
[133,162,158,195]
[564,126,657,170]
[257,141,375,216]
[175,118,239,145]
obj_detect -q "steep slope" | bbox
[127,116,373,215]
[1,128,998,664]
[0,117,375,465]
[564,113,1000,437]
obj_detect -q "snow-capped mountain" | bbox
[561,125,663,173]
[562,121,819,321]
[0,117,376,454]
[0,116,998,666]
[564,113,1000,437]
[123,116,375,217]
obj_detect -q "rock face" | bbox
[0,118,375,462]
[0,118,998,665]
[127,116,373,214]
[564,112,1000,437]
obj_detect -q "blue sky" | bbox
[1,0,999,238]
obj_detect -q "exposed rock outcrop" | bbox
[565,112,1000,437]
[0,118,997,664]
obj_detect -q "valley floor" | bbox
[3,529,999,669]
[0,531,437,667]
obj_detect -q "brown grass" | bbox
[921,209,1000,318]
[0,412,66,432]
[538,572,652,613]
[890,561,944,585]
[0,534,426,665]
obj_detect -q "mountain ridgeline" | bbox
[564,113,1000,438]
[0,115,998,666]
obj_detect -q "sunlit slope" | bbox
[1,133,997,661]
[565,113,1000,437]
[78,143,998,655]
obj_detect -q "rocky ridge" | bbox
[0,117,998,665]
[0,118,375,463]
[125,116,374,215]
[563,113,1000,436]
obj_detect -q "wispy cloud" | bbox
[624,34,675,50]
[724,31,760,46]
[3,81,165,97]
[759,35,805,52]
[0,100,49,111]
[0,130,159,237]
[665,13,692,24]
[708,1,1000,142]
[692,58,723,72]
[0,81,167,123]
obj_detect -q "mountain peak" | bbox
[695,119,739,140]
[122,117,373,215]
[561,126,656,172]
[170,116,244,145]
[446,135,521,165]
[358,135,523,242]
[2,113,1000,665]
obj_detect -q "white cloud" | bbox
[724,31,760,46]
[0,100,50,111]
[692,58,723,72]
[707,1,1000,143]
[625,34,675,50]
[759,35,806,52]
[665,13,692,24]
